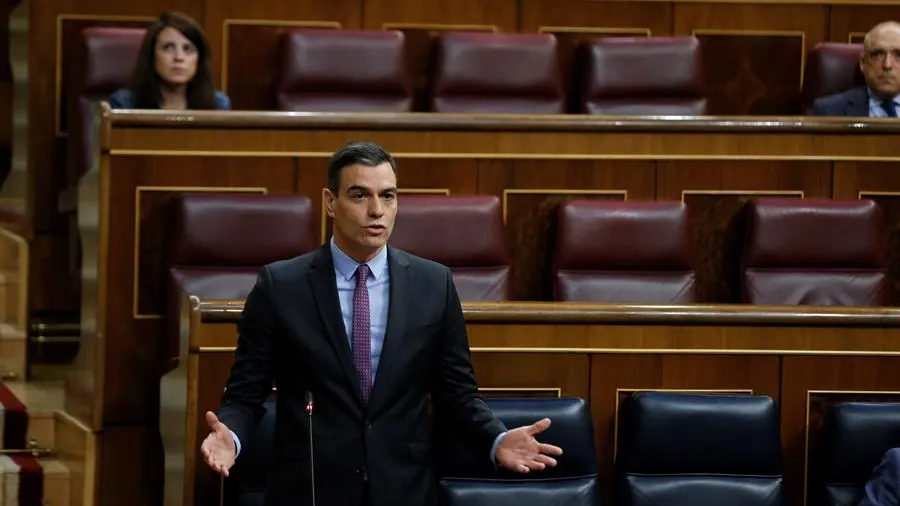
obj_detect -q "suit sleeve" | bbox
[431,268,506,454]
[810,98,828,116]
[215,265,278,447]
[860,448,900,506]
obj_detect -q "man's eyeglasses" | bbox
[865,48,900,63]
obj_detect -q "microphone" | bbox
[306,391,316,506]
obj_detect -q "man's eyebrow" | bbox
[381,187,398,194]
[346,185,370,193]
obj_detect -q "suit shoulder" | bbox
[812,87,864,116]
[390,247,451,277]
[107,88,132,109]
[264,250,320,280]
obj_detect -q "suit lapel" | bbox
[369,248,410,411]
[847,86,870,116]
[308,245,363,403]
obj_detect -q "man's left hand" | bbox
[495,418,563,473]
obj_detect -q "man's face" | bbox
[861,26,900,98]
[324,162,398,261]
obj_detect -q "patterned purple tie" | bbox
[352,264,372,403]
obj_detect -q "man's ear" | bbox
[324,188,336,218]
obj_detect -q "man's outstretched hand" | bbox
[495,418,563,473]
[200,411,236,477]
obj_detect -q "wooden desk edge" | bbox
[195,300,900,326]
[101,109,900,133]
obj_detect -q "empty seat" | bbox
[577,36,707,115]
[553,200,696,302]
[389,195,510,301]
[616,392,783,506]
[742,198,888,306]
[273,29,413,112]
[812,402,900,506]
[429,32,565,113]
[436,397,599,506]
[66,27,145,190]
[801,43,865,113]
[166,194,317,372]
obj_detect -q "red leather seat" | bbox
[742,198,888,306]
[389,195,510,301]
[429,32,565,114]
[553,200,696,302]
[166,194,317,372]
[577,36,707,115]
[273,29,413,112]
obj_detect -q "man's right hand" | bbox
[201,411,236,477]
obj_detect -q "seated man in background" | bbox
[812,21,900,117]
[860,448,900,506]
[108,11,231,110]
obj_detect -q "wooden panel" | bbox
[362,0,519,31]
[829,6,900,43]
[672,3,826,114]
[695,31,805,114]
[166,301,900,506]
[519,0,673,36]
[222,21,341,110]
[201,0,361,88]
[782,356,900,506]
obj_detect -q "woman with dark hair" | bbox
[108,11,231,110]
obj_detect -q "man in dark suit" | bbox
[860,448,900,506]
[199,141,563,506]
[812,21,900,117]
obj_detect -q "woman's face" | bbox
[154,26,198,86]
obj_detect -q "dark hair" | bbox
[326,141,398,194]
[129,12,217,109]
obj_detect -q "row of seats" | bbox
[223,392,900,506]
[167,192,888,306]
[72,26,865,116]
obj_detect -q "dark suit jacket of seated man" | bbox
[199,141,563,506]
[811,21,900,117]
[861,448,900,506]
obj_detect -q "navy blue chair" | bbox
[616,392,784,506]
[813,402,900,506]
[436,396,599,506]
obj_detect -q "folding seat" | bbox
[811,402,900,506]
[577,36,707,115]
[742,198,888,305]
[436,397,599,506]
[553,200,696,302]
[616,392,784,506]
[801,43,865,113]
[273,29,413,112]
[389,195,510,301]
[429,32,565,114]
[166,193,316,372]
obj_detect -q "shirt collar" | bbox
[867,86,900,105]
[330,237,388,282]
